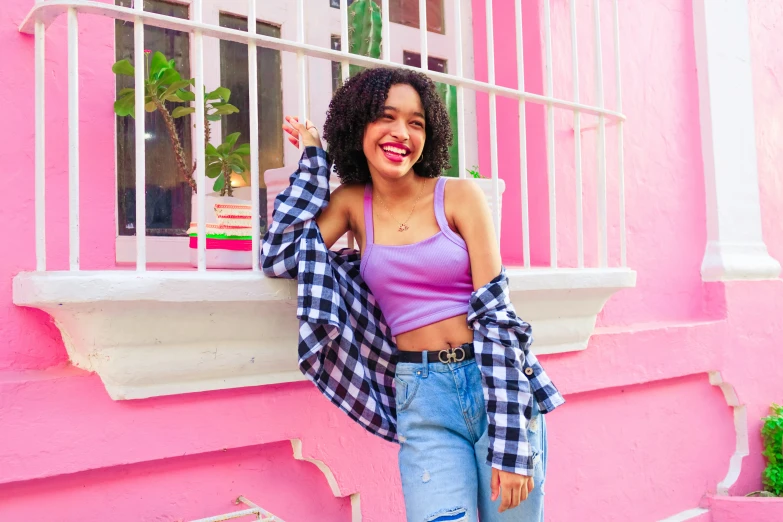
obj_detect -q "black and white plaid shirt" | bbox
[261,147,565,476]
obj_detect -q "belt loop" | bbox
[421,351,429,378]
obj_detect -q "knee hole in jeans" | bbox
[425,507,468,522]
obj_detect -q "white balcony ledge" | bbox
[12,267,635,400]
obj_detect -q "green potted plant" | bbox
[112,50,197,191]
[114,52,255,268]
[181,97,255,269]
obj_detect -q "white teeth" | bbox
[382,146,408,155]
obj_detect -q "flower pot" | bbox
[708,494,783,522]
[188,187,253,269]
[472,178,506,239]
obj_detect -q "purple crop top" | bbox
[360,177,474,336]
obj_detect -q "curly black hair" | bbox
[322,67,453,185]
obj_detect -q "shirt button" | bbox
[524,367,534,376]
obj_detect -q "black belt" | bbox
[397,343,475,364]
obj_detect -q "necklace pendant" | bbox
[398,223,410,232]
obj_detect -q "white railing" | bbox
[20,0,626,274]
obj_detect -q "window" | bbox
[115,0,476,262]
[115,0,192,237]
[390,0,445,34]
[219,14,284,234]
[330,35,343,93]
[330,0,445,34]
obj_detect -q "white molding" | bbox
[506,267,636,354]
[12,268,635,399]
[709,371,749,496]
[692,0,781,282]
[657,508,710,522]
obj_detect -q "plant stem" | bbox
[154,99,197,193]
[222,163,233,197]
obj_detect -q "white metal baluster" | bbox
[340,0,349,83]
[455,0,466,180]
[419,0,428,69]
[514,0,530,268]
[543,0,557,267]
[613,0,626,267]
[570,0,583,268]
[486,0,500,241]
[134,2,146,271]
[248,0,260,271]
[35,11,46,271]
[593,0,608,267]
[194,0,207,270]
[381,0,390,62]
[296,0,307,131]
[67,8,80,271]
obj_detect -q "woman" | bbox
[262,67,563,522]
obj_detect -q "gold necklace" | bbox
[375,178,427,232]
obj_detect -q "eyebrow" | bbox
[382,105,426,120]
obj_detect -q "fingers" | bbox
[499,483,513,513]
[490,468,500,502]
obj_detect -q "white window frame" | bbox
[115,0,477,265]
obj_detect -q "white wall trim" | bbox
[12,267,634,400]
[692,0,781,282]
[657,508,710,522]
[709,371,749,496]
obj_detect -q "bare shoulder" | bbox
[329,183,365,209]
[442,177,487,212]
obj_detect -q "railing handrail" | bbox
[19,0,627,121]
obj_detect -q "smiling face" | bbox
[362,83,427,182]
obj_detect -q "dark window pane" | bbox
[390,0,445,34]
[331,35,343,93]
[115,0,192,236]
[402,50,447,73]
[219,14,284,234]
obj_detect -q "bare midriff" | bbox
[395,313,473,352]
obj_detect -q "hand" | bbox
[283,115,323,149]
[491,468,534,513]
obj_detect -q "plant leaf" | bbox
[225,132,240,149]
[145,101,157,112]
[162,80,192,99]
[206,143,219,156]
[240,171,250,185]
[206,114,222,122]
[118,88,136,97]
[112,59,135,76]
[213,173,225,192]
[171,106,195,118]
[230,163,244,174]
[212,104,240,116]
[207,86,231,102]
[177,90,196,102]
[113,95,136,117]
[158,68,181,87]
[233,143,250,156]
[206,162,223,178]
[150,52,169,78]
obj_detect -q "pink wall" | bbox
[1,1,782,521]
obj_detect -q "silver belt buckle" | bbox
[438,346,466,364]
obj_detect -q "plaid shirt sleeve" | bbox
[261,146,331,279]
[468,268,564,476]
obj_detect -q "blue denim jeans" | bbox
[395,354,547,522]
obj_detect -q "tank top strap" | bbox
[434,177,450,233]
[364,183,374,246]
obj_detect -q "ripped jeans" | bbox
[395,355,546,522]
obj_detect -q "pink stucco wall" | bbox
[1,1,782,521]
